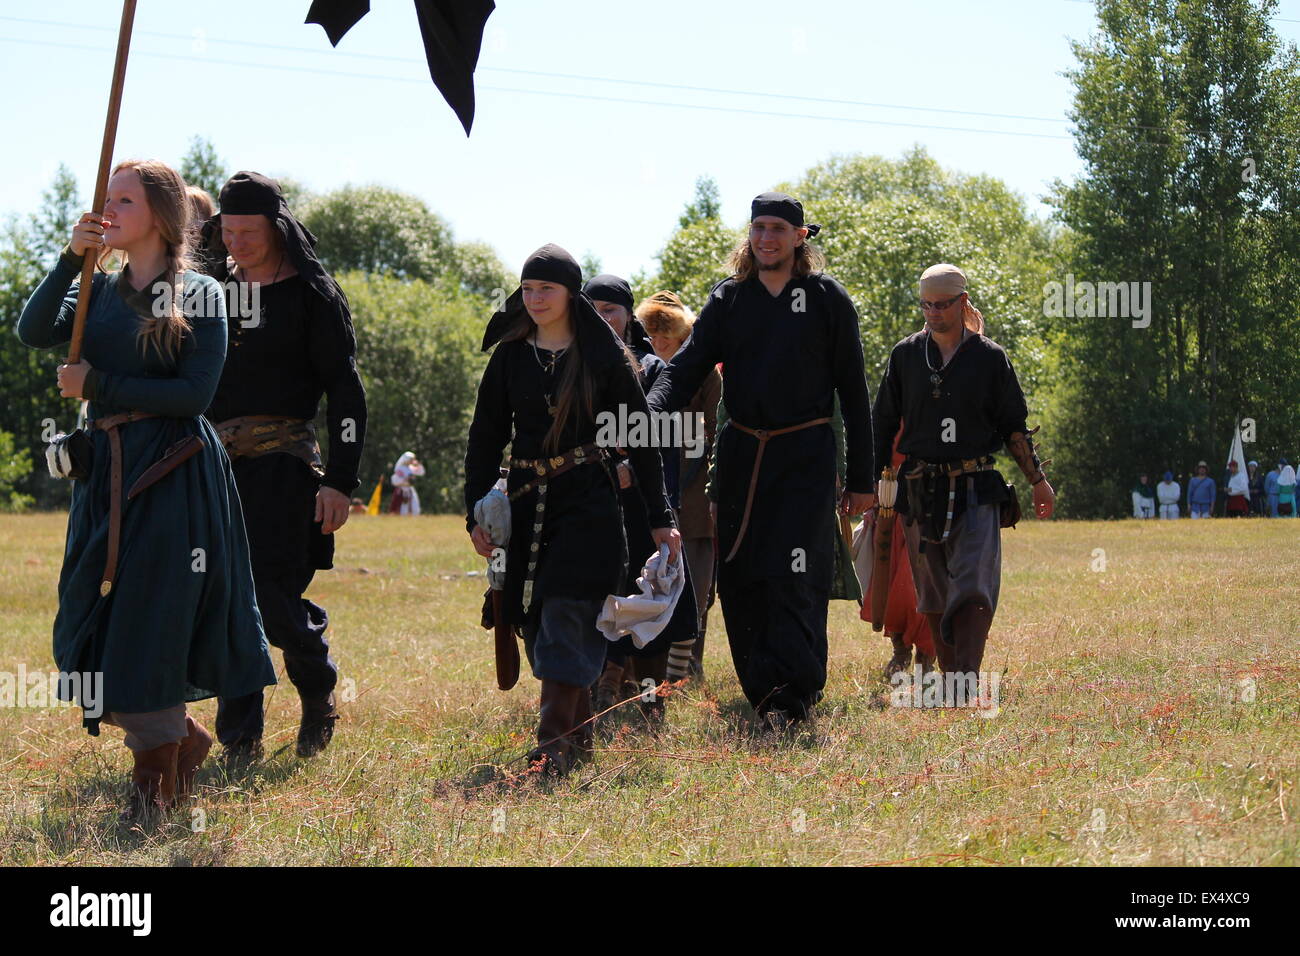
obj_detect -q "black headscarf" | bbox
[198,170,344,309]
[751,190,821,238]
[481,245,628,372]
[582,273,655,357]
[582,273,633,311]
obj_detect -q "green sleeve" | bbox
[15,248,88,350]
[88,275,229,418]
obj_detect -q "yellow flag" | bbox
[366,477,382,516]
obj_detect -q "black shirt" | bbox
[205,274,367,495]
[463,339,675,617]
[872,329,1029,515]
[645,273,873,587]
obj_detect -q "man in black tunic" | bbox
[201,172,368,758]
[872,263,1053,702]
[646,192,875,727]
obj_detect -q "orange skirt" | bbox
[860,512,934,657]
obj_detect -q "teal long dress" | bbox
[17,250,276,734]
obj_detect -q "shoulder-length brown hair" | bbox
[99,159,194,359]
[727,234,825,283]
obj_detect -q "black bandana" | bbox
[582,273,654,354]
[198,171,344,308]
[751,190,821,238]
[582,273,634,311]
[520,243,582,294]
[481,245,628,371]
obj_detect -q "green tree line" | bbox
[4,1,1298,518]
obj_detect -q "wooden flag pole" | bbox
[67,0,138,365]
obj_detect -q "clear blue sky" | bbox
[2,0,1298,278]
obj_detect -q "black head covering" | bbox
[751,190,821,238]
[480,245,628,372]
[520,242,582,294]
[582,274,634,312]
[198,171,344,309]
[582,273,655,356]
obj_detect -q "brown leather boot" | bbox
[592,658,624,727]
[924,612,959,707]
[925,612,958,673]
[571,687,594,763]
[952,601,993,674]
[525,680,579,777]
[951,601,994,707]
[883,633,913,680]
[177,715,213,799]
[122,742,179,821]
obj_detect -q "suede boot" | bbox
[526,680,581,777]
[122,742,179,821]
[177,715,213,799]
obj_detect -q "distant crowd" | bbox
[1131,460,1296,518]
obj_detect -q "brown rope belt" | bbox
[903,455,996,546]
[724,416,831,563]
[508,442,609,611]
[87,411,204,597]
[213,414,324,477]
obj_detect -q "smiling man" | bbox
[200,171,368,761]
[646,191,874,729]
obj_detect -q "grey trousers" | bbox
[101,705,187,752]
[903,502,1002,647]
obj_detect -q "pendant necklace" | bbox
[233,252,282,343]
[530,334,567,417]
[923,327,966,399]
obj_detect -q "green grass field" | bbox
[0,512,1295,866]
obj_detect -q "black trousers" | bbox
[215,566,337,746]
[719,577,829,721]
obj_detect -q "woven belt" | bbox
[507,442,609,610]
[724,417,831,563]
[214,414,324,477]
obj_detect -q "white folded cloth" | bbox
[472,486,511,590]
[596,544,685,649]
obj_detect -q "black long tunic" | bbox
[871,329,1029,519]
[608,343,698,657]
[645,273,874,590]
[205,275,367,572]
[464,339,675,627]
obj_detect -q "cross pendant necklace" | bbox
[530,334,566,416]
[924,328,966,399]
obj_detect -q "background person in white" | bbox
[1157,471,1180,519]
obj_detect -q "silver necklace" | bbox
[529,334,568,373]
[530,334,568,416]
[923,328,966,399]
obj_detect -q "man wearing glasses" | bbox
[872,264,1054,705]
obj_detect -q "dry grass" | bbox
[0,512,1295,865]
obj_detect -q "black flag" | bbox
[306,0,495,135]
